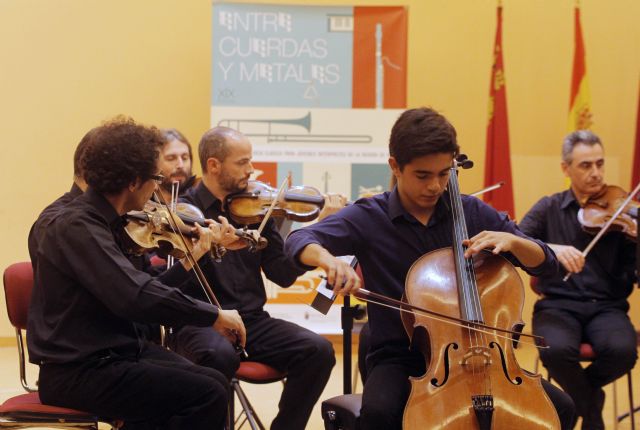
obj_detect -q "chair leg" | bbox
[629,371,636,430]
[228,381,236,430]
[232,380,266,430]
[615,371,637,430]
[614,379,620,430]
[352,359,359,393]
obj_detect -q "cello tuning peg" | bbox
[460,159,474,169]
[455,154,474,170]
[454,154,474,169]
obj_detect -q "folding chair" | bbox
[1,261,120,429]
[228,361,286,430]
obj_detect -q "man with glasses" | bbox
[27,117,245,430]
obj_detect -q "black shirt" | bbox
[28,183,84,267]
[285,188,559,361]
[27,188,219,364]
[519,189,636,301]
[27,183,187,286]
[180,182,305,317]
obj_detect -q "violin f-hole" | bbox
[489,341,522,385]
[430,342,458,387]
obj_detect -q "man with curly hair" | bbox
[27,118,245,430]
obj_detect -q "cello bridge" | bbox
[459,346,492,369]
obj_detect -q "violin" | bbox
[125,195,250,358]
[225,180,325,225]
[124,200,267,260]
[578,184,638,241]
[399,155,559,429]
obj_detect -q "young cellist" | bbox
[285,107,577,429]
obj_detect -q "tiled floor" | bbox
[1,344,638,429]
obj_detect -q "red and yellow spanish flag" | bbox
[484,4,515,219]
[568,3,593,130]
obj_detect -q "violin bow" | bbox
[353,288,548,349]
[165,181,180,269]
[564,180,640,281]
[153,190,249,357]
[469,181,504,197]
[256,177,289,235]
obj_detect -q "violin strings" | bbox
[256,178,289,235]
[153,191,217,308]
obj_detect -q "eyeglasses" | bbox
[151,174,165,185]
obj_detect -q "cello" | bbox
[399,155,560,429]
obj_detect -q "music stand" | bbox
[310,256,365,395]
[340,295,366,394]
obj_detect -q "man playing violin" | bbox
[155,128,200,203]
[29,125,238,277]
[27,117,246,430]
[519,130,637,430]
[284,107,577,430]
[168,126,336,430]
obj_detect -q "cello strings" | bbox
[450,164,492,397]
[449,169,485,390]
[461,184,493,398]
[448,170,480,387]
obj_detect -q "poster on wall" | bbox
[212,3,408,333]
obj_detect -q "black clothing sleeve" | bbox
[61,212,217,326]
[518,196,551,243]
[27,189,219,364]
[260,218,306,287]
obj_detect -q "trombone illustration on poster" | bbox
[212,2,407,333]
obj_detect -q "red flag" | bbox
[568,5,593,130]
[484,5,515,219]
[633,81,640,192]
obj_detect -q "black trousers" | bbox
[533,298,638,430]
[169,312,336,430]
[38,342,229,430]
